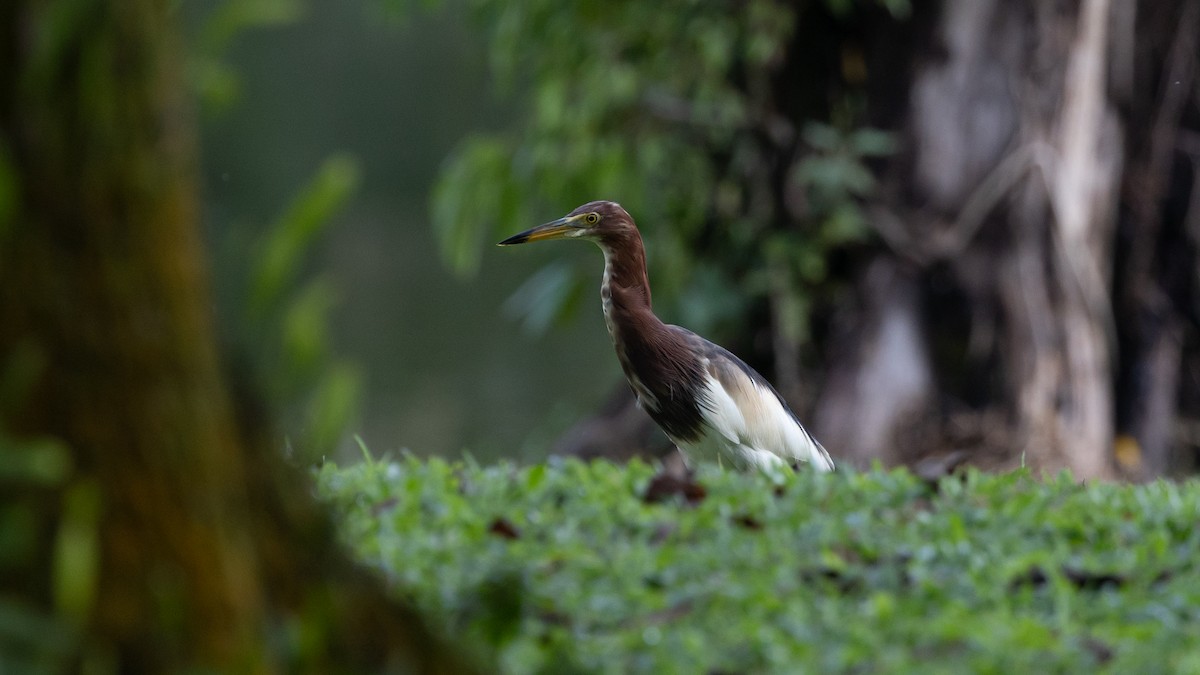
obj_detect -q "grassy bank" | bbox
[317,456,1200,673]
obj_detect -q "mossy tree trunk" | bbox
[0,1,470,671]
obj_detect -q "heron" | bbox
[499,201,834,472]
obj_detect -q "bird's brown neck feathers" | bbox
[599,228,655,336]
[599,228,709,442]
[600,227,657,309]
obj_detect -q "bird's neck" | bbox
[599,235,653,325]
[598,233,684,381]
[597,234,703,422]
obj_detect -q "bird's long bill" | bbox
[497,216,579,246]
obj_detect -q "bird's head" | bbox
[497,201,636,247]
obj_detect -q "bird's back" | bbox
[669,327,834,472]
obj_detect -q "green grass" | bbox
[316,456,1200,674]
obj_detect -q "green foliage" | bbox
[432,136,529,277]
[501,260,588,335]
[0,600,75,675]
[426,0,907,340]
[236,154,364,461]
[319,457,1200,673]
[191,0,306,112]
[301,362,363,460]
[250,154,360,314]
[51,481,100,625]
[759,121,891,342]
[0,435,70,486]
[0,353,79,675]
[188,0,365,460]
[0,341,83,658]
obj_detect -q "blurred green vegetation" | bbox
[428,0,904,347]
[188,0,365,461]
[241,153,365,461]
[0,439,77,675]
[320,456,1200,673]
[192,0,617,460]
[0,342,77,672]
[190,0,912,461]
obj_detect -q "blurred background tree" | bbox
[0,0,474,670]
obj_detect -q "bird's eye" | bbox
[585,213,600,225]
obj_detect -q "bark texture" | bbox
[837,0,1124,477]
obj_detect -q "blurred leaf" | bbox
[502,261,581,336]
[880,0,912,19]
[850,127,898,157]
[0,434,71,486]
[796,247,827,284]
[797,124,891,207]
[250,153,360,315]
[823,0,855,17]
[802,122,842,151]
[794,154,875,200]
[281,277,338,387]
[199,0,305,54]
[765,245,814,341]
[432,137,521,277]
[191,58,241,112]
[821,202,870,246]
[189,0,306,113]
[303,363,363,460]
[0,599,76,672]
[52,480,101,625]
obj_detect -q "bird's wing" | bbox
[670,326,834,471]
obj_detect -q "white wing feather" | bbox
[690,358,834,472]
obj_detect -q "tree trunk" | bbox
[825,0,1125,478]
[814,257,933,469]
[1114,0,1200,478]
[0,1,471,671]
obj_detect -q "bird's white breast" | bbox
[600,248,616,338]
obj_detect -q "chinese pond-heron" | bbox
[499,200,834,472]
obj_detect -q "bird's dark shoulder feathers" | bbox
[666,324,823,446]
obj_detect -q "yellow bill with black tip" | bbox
[497,215,583,245]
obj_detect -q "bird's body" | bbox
[500,201,833,472]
